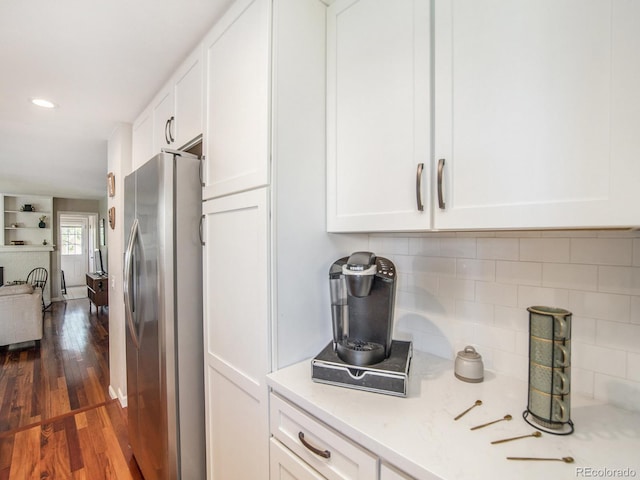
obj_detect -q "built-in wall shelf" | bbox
[1,194,54,248]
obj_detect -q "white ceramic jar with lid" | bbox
[454,346,484,383]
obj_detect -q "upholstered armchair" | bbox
[0,284,43,346]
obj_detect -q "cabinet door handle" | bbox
[437,158,446,210]
[298,432,331,459]
[164,118,171,145]
[416,163,425,211]
[199,215,205,247]
[168,116,175,143]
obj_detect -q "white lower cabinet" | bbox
[202,188,270,479]
[269,393,421,480]
[380,464,414,480]
[270,393,420,480]
[271,438,327,480]
[270,393,377,479]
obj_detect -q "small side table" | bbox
[86,273,108,313]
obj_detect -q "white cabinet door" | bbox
[270,438,327,480]
[203,0,270,200]
[380,463,416,480]
[202,187,270,479]
[152,87,175,153]
[434,0,640,230]
[174,47,204,149]
[326,0,431,232]
[132,107,153,171]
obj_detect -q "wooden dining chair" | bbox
[26,267,51,312]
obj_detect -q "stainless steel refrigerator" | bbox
[123,150,204,480]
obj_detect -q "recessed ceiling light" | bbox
[30,98,57,109]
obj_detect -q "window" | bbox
[61,226,83,255]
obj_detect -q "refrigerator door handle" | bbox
[124,218,141,349]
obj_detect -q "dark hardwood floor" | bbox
[0,298,143,479]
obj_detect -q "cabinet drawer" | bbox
[270,393,377,480]
[270,438,327,480]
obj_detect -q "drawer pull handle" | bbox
[298,432,331,459]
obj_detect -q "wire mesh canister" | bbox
[524,306,574,435]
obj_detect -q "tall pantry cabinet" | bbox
[201,0,365,478]
[201,0,271,478]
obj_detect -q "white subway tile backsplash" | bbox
[519,238,571,263]
[477,238,519,261]
[594,374,640,412]
[517,286,569,309]
[455,300,494,325]
[570,316,597,344]
[568,291,631,322]
[491,349,527,382]
[468,323,517,353]
[409,237,439,257]
[598,266,640,296]
[627,352,640,382]
[571,238,633,266]
[379,236,410,255]
[377,231,640,412]
[571,343,627,378]
[570,367,595,397]
[596,320,640,353]
[439,237,476,258]
[496,261,542,286]
[412,256,457,277]
[475,282,518,307]
[514,330,529,356]
[632,297,640,325]
[403,272,438,295]
[494,306,529,332]
[456,259,495,281]
[543,263,598,291]
[438,277,475,301]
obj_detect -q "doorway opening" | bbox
[59,213,99,289]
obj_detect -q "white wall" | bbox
[107,123,132,406]
[369,229,640,413]
[272,0,368,369]
[0,250,50,301]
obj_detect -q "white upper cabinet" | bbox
[202,0,270,200]
[152,87,175,153]
[132,107,153,171]
[173,47,204,149]
[434,0,640,230]
[131,46,204,169]
[326,0,431,232]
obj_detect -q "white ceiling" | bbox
[0,0,234,200]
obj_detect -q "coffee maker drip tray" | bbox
[311,340,412,397]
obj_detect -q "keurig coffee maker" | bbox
[312,252,412,396]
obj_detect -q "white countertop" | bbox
[267,351,640,480]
